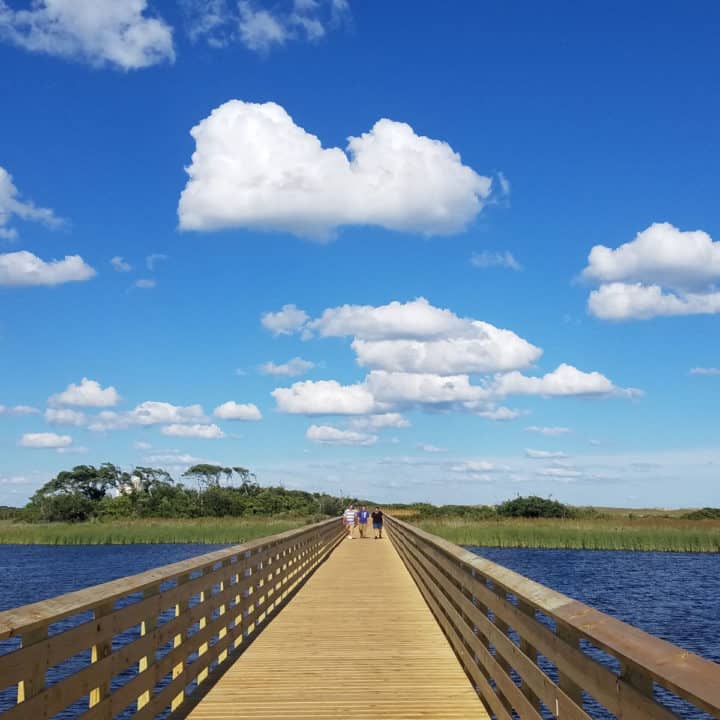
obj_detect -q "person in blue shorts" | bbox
[371,507,384,539]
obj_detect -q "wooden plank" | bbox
[187,533,489,719]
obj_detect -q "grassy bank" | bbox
[0,517,307,545]
[417,517,720,552]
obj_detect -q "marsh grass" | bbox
[0,517,306,545]
[416,517,720,552]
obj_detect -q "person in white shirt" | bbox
[343,505,357,539]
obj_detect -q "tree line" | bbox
[18,463,359,523]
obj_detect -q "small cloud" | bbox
[134,278,156,289]
[471,251,521,271]
[0,404,40,416]
[260,357,315,377]
[525,449,568,459]
[111,256,132,272]
[498,171,511,196]
[690,367,720,376]
[525,426,571,436]
[134,440,152,450]
[49,378,119,408]
[306,424,377,446]
[213,401,262,421]
[161,423,225,439]
[417,443,447,453]
[261,304,309,335]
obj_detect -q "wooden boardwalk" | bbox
[187,533,489,719]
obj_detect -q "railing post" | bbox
[556,623,584,707]
[171,572,191,712]
[620,659,654,696]
[89,601,115,708]
[17,625,47,704]
[137,582,160,710]
[217,560,230,665]
[517,599,542,711]
[196,569,214,685]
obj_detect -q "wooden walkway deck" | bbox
[187,533,489,719]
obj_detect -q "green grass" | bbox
[0,517,307,545]
[417,517,720,552]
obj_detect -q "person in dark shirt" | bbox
[371,507,384,539]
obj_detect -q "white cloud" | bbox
[0,165,62,239]
[134,278,156,289]
[349,413,410,430]
[311,297,468,341]
[525,449,568,459]
[471,250,521,271]
[690,367,720,376]
[178,101,492,239]
[526,426,571,436]
[312,298,541,374]
[588,282,720,320]
[45,408,87,426]
[418,443,447,453]
[0,404,39,416]
[134,440,152,450]
[145,450,208,465]
[273,379,377,415]
[260,357,315,376]
[0,0,174,70]
[364,370,488,409]
[88,401,206,431]
[494,363,641,398]
[111,256,131,272]
[352,326,538,374]
[583,223,720,320]
[49,378,119,407]
[476,406,522,421]
[161,423,225,439]
[306,424,377,446]
[213,401,262,421]
[0,251,95,287]
[183,0,347,52]
[261,304,309,335]
[238,1,288,51]
[19,432,72,448]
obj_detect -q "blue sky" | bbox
[1,0,719,507]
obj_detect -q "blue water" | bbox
[469,547,720,718]
[0,545,718,718]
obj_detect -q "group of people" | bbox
[342,504,383,539]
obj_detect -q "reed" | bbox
[416,517,720,552]
[0,517,306,545]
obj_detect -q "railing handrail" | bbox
[0,516,339,640]
[387,514,720,718]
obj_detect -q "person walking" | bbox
[343,504,357,539]
[371,507,384,539]
[357,506,370,538]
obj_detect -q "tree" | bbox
[182,464,232,491]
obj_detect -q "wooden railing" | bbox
[0,517,344,719]
[386,515,720,720]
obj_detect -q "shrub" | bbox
[496,496,574,519]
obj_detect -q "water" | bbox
[469,547,720,718]
[0,545,718,718]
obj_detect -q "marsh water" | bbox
[0,544,717,718]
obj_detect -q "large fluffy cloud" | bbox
[0,0,175,70]
[88,401,206,431]
[270,298,639,419]
[213,401,262,420]
[493,364,641,398]
[178,101,493,239]
[19,432,72,448]
[161,423,225,439]
[49,378,119,407]
[583,223,720,320]
[0,251,95,287]
[0,165,61,239]
[272,380,377,415]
